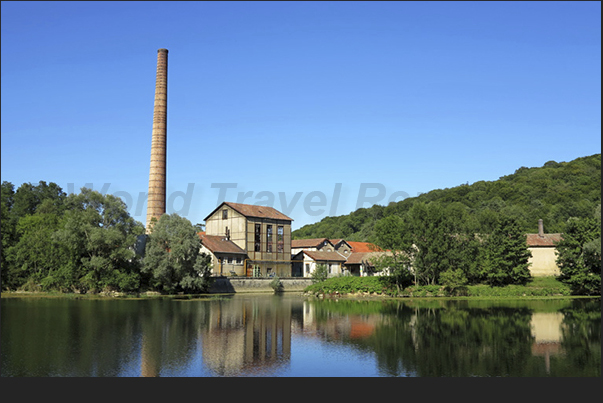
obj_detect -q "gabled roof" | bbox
[204,201,293,221]
[294,250,347,262]
[330,239,351,248]
[344,252,369,265]
[199,233,247,255]
[526,233,562,247]
[291,238,332,249]
[347,241,383,253]
[344,251,390,265]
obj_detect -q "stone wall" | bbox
[209,277,314,294]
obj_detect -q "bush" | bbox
[311,263,328,284]
[440,268,469,296]
[269,275,284,293]
[304,276,391,295]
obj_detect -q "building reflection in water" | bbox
[137,297,585,377]
[300,299,381,341]
[201,297,293,376]
[530,312,564,374]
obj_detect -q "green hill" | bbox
[292,154,601,242]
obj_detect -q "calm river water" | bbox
[1,294,600,377]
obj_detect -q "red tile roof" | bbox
[199,233,247,254]
[526,233,562,247]
[347,241,383,253]
[204,201,293,221]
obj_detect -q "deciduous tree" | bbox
[142,213,212,294]
[480,216,532,286]
[556,207,601,295]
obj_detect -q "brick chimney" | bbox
[538,219,544,237]
[146,48,168,233]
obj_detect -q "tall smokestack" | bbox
[146,48,168,232]
[538,219,544,237]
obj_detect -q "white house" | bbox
[291,250,347,278]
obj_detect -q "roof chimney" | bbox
[538,219,544,237]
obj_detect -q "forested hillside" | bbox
[292,154,601,242]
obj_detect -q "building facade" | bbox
[203,202,293,277]
[292,250,347,278]
[526,219,562,277]
[199,233,247,276]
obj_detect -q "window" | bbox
[236,256,242,264]
[277,226,284,253]
[266,225,273,253]
[305,264,310,274]
[222,209,228,219]
[255,224,261,252]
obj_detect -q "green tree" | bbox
[373,214,414,291]
[4,211,69,291]
[11,181,66,219]
[311,263,328,284]
[374,203,479,287]
[440,268,469,296]
[1,181,16,287]
[371,251,413,295]
[142,213,212,294]
[2,181,68,289]
[480,216,532,286]
[556,208,601,295]
[54,188,145,293]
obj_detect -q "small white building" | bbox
[526,220,562,277]
[292,250,347,278]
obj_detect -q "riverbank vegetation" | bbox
[304,275,574,298]
[299,154,601,297]
[2,154,600,296]
[1,182,212,295]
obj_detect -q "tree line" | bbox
[1,181,212,294]
[369,201,600,295]
[293,154,601,296]
[293,154,601,242]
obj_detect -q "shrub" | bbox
[304,276,391,295]
[269,275,284,293]
[311,263,328,284]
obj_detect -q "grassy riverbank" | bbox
[303,275,576,298]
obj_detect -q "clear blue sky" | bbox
[2,1,600,230]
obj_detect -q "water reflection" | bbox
[1,295,600,377]
[201,296,293,376]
